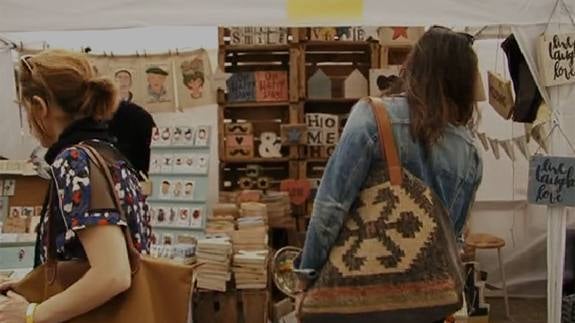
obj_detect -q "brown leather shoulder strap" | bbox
[77,143,141,273]
[367,97,403,186]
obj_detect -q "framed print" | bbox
[176,49,216,109]
[172,181,184,200]
[159,179,173,199]
[150,154,162,174]
[190,207,204,229]
[162,233,174,246]
[194,126,210,146]
[137,60,176,113]
[168,207,177,225]
[156,207,167,225]
[178,208,191,227]
[105,57,143,104]
[161,155,174,174]
[21,207,34,217]
[3,179,15,196]
[183,180,196,200]
[9,207,21,218]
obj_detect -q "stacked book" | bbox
[232,203,268,252]
[196,236,233,292]
[261,191,293,229]
[205,204,238,237]
[233,250,269,289]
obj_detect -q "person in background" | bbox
[297,26,483,305]
[108,100,155,177]
[0,49,150,323]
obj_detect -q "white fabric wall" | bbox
[0,47,38,159]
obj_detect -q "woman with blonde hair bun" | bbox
[0,50,150,323]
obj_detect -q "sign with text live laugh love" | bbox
[538,32,575,87]
[528,155,575,206]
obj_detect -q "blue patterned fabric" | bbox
[39,143,150,263]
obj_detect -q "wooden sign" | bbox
[310,27,337,41]
[305,113,339,146]
[227,72,256,102]
[487,71,514,119]
[225,134,254,159]
[308,69,332,99]
[344,69,368,98]
[379,26,424,46]
[280,179,311,206]
[255,71,289,102]
[258,132,282,158]
[369,67,400,96]
[322,146,336,159]
[230,27,288,45]
[280,124,308,145]
[225,123,253,135]
[334,27,368,41]
[528,155,575,206]
[537,33,575,86]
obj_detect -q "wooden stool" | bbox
[465,233,510,318]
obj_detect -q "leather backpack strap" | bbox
[77,143,141,273]
[367,97,403,186]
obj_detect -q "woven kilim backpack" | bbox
[297,98,464,323]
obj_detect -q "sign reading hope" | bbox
[528,155,575,206]
[538,33,575,86]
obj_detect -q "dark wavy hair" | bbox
[403,26,478,148]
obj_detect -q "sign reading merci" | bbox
[287,0,363,22]
[528,155,575,206]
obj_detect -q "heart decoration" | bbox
[280,179,311,206]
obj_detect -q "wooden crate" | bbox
[219,160,299,192]
[194,290,239,323]
[239,289,269,323]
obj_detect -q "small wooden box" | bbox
[194,291,238,323]
[281,124,307,145]
[225,123,253,135]
[225,134,255,159]
[240,289,269,323]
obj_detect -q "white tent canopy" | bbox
[0,0,573,32]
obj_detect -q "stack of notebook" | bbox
[196,236,233,292]
[233,250,269,289]
[232,203,268,252]
[205,203,238,236]
[261,191,293,228]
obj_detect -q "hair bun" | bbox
[80,77,118,120]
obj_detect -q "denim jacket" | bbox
[298,97,483,275]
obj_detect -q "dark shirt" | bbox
[108,101,155,176]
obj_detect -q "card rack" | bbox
[148,124,213,246]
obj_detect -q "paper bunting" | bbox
[488,138,501,159]
[513,136,530,160]
[500,140,516,161]
[477,132,490,151]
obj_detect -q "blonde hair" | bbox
[19,49,118,121]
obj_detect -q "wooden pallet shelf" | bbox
[220,158,290,164]
[224,101,290,108]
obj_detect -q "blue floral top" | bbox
[39,142,151,263]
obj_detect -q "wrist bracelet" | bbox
[26,303,38,323]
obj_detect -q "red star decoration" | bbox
[391,27,409,40]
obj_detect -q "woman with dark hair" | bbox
[297,26,483,316]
